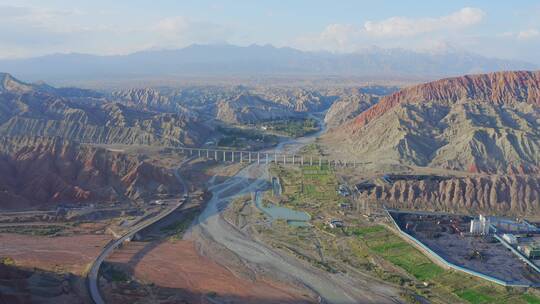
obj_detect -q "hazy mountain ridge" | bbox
[0,74,209,147]
[0,44,535,82]
[110,86,345,124]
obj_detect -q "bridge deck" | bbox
[175,147,357,168]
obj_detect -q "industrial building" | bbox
[470,215,490,235]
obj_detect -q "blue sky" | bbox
[1,0,539,63]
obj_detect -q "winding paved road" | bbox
[87,158,191,304]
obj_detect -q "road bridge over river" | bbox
[176,147,359,168]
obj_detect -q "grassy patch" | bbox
[0,256,15,266]
[456,288,495,304]
[371,241,410,253]
[355,225,444,281]
[522,294,540,304]
[254,117,319,138]
[216,125,278,148]
[0,225,64,236]
[349,225,386,236]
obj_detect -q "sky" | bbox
[1,0,540,63]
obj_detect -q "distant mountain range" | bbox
[0,44,535,83]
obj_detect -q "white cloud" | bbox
[517,29,539,40]
[0,5,82,33]
[0,4,234,58]
[363,7,485,37]
[293,7,486,52]
[318,24,361,51]
[151,16,231,48]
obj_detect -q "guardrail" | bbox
[383,206,538,288]
[87,160,191,304]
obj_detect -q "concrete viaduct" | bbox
[176,147,358,168]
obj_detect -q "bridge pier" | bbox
[283,154,286,165]
[214,150,218,160]
[266,153,269,164]
[198,150,201,157]
[249,152,252,163]
[292,155,295,165]
[257,153,260,164]
[190,149,193,156]
[319,157,321,168]
[232,151,235,162]
[310,156,313,166]
[206,149,209,158]
[240,152,243,163]
[274,153,278,164]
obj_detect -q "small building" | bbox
[519,244,540,259]
[502,233,518,245]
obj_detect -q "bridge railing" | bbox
[174,147,359,168]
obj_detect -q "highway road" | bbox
[87,157,192,304]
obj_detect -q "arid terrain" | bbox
[1,68,540,304]
[3,1,540,303]
[323,71,540,216]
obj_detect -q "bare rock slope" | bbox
[360,174,540,216]
[328,71,540,173]
[326,71,540,215]
[324,91,379,129]
[0,136,181,209]
[0,74,208,147]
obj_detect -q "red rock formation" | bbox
[351,71,540,129]
[0,136,182,209]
